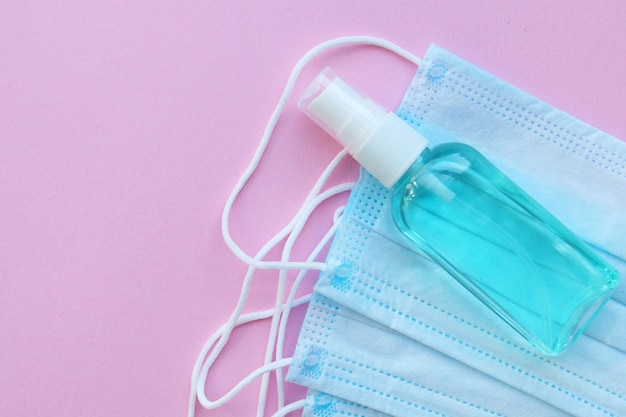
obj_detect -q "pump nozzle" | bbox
[299,68,429,188]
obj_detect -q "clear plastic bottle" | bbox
[298,68,619,355]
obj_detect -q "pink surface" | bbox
[1,1,625,416]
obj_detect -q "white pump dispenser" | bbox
[298,68,428,188]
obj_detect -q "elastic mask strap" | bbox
[221,35,421,271]
[191,36,422,417]
[189,201,346,417]
[272,205,348,409]
[189,151,351,417]
[257,183,353,415]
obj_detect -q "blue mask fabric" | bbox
[286,45,626,417]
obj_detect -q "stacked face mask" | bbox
[286,44,626,417]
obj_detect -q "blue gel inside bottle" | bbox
[391,143,619,355]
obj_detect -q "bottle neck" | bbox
[389,146,430,191]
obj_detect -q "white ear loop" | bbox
[254,181,354,416]
[191,35,422,417]
[221,35,421,271]
[189,148,349,416]
[195,183,351,408]
[188,149,350,413]
[271,204,348,410]
[189,187,348,417]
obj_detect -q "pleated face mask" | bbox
[188,38,626,417]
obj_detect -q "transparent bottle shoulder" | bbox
[392,143,497,204]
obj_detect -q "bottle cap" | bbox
[299,67,428,188]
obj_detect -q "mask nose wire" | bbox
[221,35,421,272]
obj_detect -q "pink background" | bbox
[1,1,625,416]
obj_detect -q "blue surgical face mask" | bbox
[188,39,626,417]
[287,44,626,417]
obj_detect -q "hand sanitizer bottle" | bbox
[298,67,619,356]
